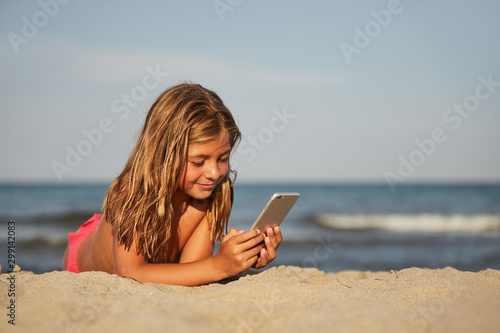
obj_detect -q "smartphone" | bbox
[249,193,300,232]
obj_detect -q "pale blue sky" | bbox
[1,0,499,184]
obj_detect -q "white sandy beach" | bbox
[1,265,500,333]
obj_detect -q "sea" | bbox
[1,183,499,274]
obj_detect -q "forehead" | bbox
[188,132,230,156]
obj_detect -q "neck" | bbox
[171,189,192,215]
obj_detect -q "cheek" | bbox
[178,168,188,191]
[220,162,229,176]
[185,165,200,182]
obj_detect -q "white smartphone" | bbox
[249,193,300,232]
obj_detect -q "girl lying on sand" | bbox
[62,83,282,286]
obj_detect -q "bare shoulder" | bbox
[89,214,115,273]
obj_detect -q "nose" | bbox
[204,160,220,181]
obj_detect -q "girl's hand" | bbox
[213,228,265,278]
[252,226,282,269]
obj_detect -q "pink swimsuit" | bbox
[66,214,102,273]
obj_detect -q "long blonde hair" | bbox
[102,83,241,263]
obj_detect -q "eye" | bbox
[191,161,204,167]
[219,156,229,163]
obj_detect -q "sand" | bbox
[1,265,500,333]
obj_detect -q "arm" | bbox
[112,228,265,286]
[178,215,215,264]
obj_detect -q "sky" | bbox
[1,0,499,185]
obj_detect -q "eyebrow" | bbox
[188,149,231,159]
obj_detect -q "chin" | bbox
[189,190,214,201]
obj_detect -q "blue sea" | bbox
[1,183,499,274]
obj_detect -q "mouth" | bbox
[197,183,215,191]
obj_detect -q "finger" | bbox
[223,228,243,242]
[252,248,268,269]
[274,226,282,241]
[231,229,260,242]
[238,243,265,267]
[263,227,280,250]
[242,235,265,253]
[247,248,265,269]
[229,228,244,237]
[244,243,265,259]
[248,252,261,268]
[272,226,283,249]
[235,230,265,248]
[264,236,277,261]
[265,227,279,249]
[259,248,268,267]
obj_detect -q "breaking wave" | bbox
[313,213,500,233]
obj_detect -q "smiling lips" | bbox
[197,183,215,190]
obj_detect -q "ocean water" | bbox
[1,183,499,274]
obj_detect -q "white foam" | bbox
[314,213,500,233]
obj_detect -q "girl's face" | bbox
[178,132,231,201]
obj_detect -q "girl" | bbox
[62,83,282,286]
